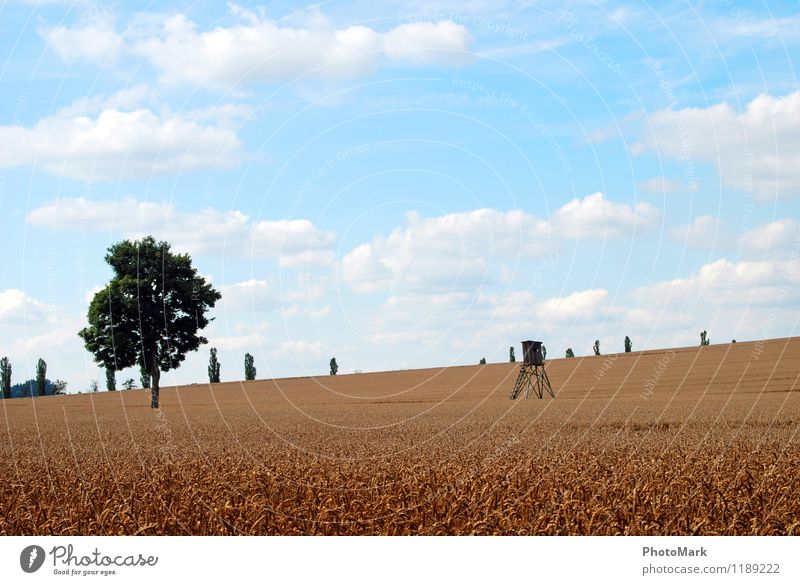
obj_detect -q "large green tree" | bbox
[79,236,221,408]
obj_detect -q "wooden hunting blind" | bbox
[510,340,555,399]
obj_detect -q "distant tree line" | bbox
[0,357,67,398]
[505,331,717,361]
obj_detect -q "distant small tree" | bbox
[0,357,11,399]
[244,353,256,381]
[330,357,338,376]
[36,359,47,397]
[122,378,135,391]
[89,380,99,393]
[52,380,68,395]
[593,340,601,356]
[700,330,710,346]
[732,339,736,343]
[624,336,632,353]
[479,357,487,365]
[542,345,547,360]
[106,367,116,391]
[509,347,516,363]
[140,365,151,390]
[208,347,221,383]
[565,348,575,358]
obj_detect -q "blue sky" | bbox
[0,0,798,392]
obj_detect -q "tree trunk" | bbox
[150,364,161,409]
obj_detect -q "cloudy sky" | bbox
[0,0,798,391]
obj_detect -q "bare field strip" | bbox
[1,337,799,535]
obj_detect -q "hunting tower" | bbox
[509,340,555,399]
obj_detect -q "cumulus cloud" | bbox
[26,197,336,265]
[635,258,800,307]
[740,218,800,258]
[632,91,800,200]
[40,15,123,62]
[211,331,269,352]
[341,193,658,293]
[363,286,613,351]
[341,208,551,294]
[42,9,473,91]
[620,255,800,346]
[535,289,609,322]
[550,192,659,239]
[0,289,52,324]
[382,20,472,64]
[219,280,278,312]
[0,105,244,181]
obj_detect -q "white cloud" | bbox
[41,16,123,62]
[341,193,658,294]
[79,10,472,91]
[0,289,52,324]
[382,21,472,64]
[210,331,268,352]
[26,197,336,265]
[84,285,104,304]
[632,91,800,200]
[363,286,613,350]
[0,106,244,181]
[4,318,82,355]
[740,218,800,258]
[341,208,551,294]
[535,289,609,322]
[620,256,800,347]
[635,258,800,307]
[131,13,374,89]
[670,215,729,249]
[219,280,277,312]
[27,197,173,232]
[550,192,660,239]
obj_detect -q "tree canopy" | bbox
[79,236,221,408]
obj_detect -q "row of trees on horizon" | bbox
[0,357,66,399]
[2,329,724,398]
[493,331,719,364]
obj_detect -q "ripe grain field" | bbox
[1,338,799,535]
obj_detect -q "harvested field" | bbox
[1,337,799,535]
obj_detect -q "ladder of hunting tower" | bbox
[508,370,526,399]
[508,364,555,400]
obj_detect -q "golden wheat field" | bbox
[1,337,799,535]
